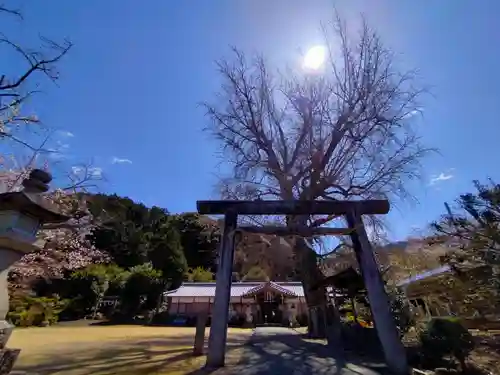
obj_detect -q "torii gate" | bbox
[197,200,408,375]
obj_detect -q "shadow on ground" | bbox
[13,334,249,375]
[188,331,389,375]
[14,330,388,375]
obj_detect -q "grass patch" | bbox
[10,325,252,375]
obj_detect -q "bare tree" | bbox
[0,4,72,140]
[0,3,72,170]
[0,4,102,227]
[204,15,434,335]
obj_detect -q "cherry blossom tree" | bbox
[0,4,107,290]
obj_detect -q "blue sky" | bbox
[4,0,500,241]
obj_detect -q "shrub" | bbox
[70,263,129,317]
[186,316,197,327]
[119,263,162,317]
[387,288,415,338]
[8,295,68,327]
[344,313,373,328]
[151,311,171,325]
[419,317,475,371]
[228,313,241,327]
[288,316,299,328]
[57,295,88,321]
[186,267,213,282]
[296,313,308,327]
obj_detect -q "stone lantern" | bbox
[0,169,69,373]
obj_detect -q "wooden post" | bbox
[310,307,319,337]
[423,297,432,318]
[346,211,409,375]
[306,305,313,336]
[327,293,343,349]
[350,297,359,324]
[193,313,207,356]
[445,302,452,316]
[321,305,328,338]
[206,210,237,368]
[91,294,102,320]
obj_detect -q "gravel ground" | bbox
[205,327,388,375]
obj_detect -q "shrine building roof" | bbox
[164,281,305,298]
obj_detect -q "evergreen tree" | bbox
[432,179,500,314]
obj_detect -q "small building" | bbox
[397,265,454,318]
[397,263,500,322]
[164,281,308,325]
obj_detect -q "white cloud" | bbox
[57,130,74,138]
[112,157,132,165]
[55,140,70,150]
[429,172,454,186]
[89,167,103,178]
[47,135,72,160]
[72,166,103,178]
[47,150,66,161]
[71,166,83,175]
[402,109,422,119]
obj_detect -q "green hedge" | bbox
[419,317,475,371]
[8,295,68,327]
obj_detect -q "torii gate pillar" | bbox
[346,211,409,375]
[205,210,237,368]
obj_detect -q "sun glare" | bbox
[303,45,326,70]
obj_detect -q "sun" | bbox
[303,45,326,70]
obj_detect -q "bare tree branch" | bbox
[0,7,96,195]
[0,35,72,91]
[0,4,22,19]
[0,7,72,140]
[205,16,434,229]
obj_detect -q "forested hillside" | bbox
[7,192,300,325]
[9,178,500,326]
[4,191,459,300]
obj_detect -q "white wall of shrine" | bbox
[167,295,307,318]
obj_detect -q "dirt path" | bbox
[194,327,388,375]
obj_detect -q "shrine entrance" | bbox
[197,199,408,375]
[240,281,296,325]
[257,291,282,324]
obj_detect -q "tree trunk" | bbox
[150,281,168,325]
[91,296,101,320]
[150,291,163,325]
[293,236,342,346]
[293,236,324,328]
[457,356,467,373]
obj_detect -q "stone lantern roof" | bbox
[0,169,69,224]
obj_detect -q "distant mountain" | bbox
[202,216,453,284]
